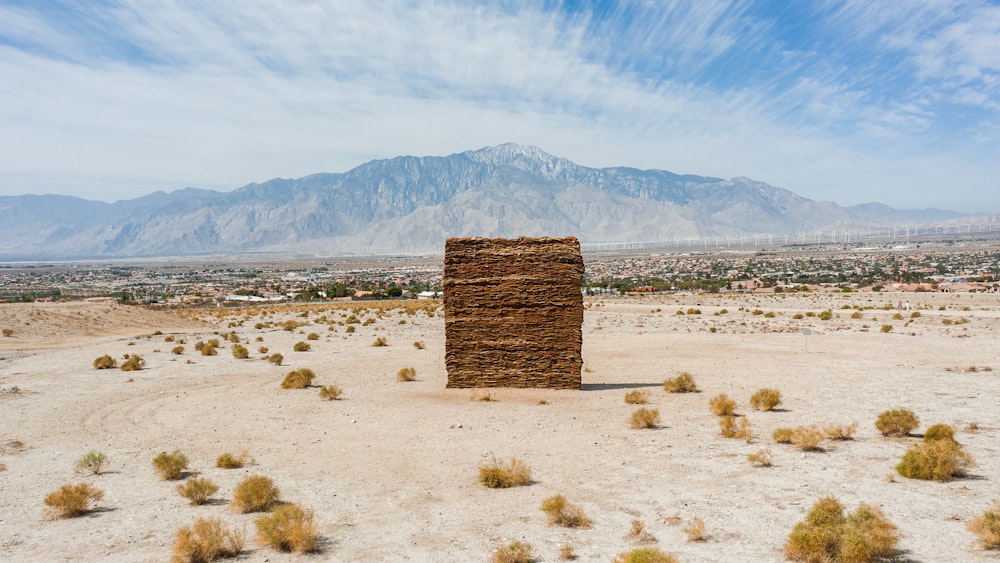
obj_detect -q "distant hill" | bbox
[0,143,965,259]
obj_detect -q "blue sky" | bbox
[1,1,998,213]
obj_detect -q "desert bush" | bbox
[479,456,532,488]
[683,517,706,541]
[686,308,701,315]
[306,332,319,341]
[540,494,592,528]
[345,325,356,333]
[613,548,678,563]
[773,427,794,443]
[791,425,825,451]
[818,310,833,321]
[216,451,249,469]
[318,385,342,400]
[558,545,577,560]
[177,477,220,505]
[875,409,919,437]
[200,344,217,356]
[785,497,899,563]
[171,517,245,562]
[624,390,649,404]
[880,324,893,333]
[231,344,249,359]
[292,341,310,352]
[2,328,13,337]
[75,450,109,476]
[719,416,752,441]
[121,354,146,371]
[93,354,117,369]
[629,408,660,429]
[923,423,956,443]
[153,450,189,480]
[207,338,220,347]
[747,448,773,467]
[195,341,205,351]
[792,313,804,319]
[44,483,104,517]
[257,346,268,353]
[371,336,388,347]
[493,541,536,563]
[172,345,185,355]
[267,353,283,365]
[397,367,416,382]
[663,372,698,393]
[851,311,863,319]
[896,439,975,481]
[824,422,858,441]
[281,368,316,389]
[413,340,425,349]
[255,503,318,553]
[227,333,239,343]
[966,501,1000,550]
[231,475,280,513]
[709,394,736,416]
[749,388,782,411]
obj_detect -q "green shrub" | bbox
[231,475,280,513]
[1,328,13,337]
[44,483,104,518]
[93,354,117,369]
[292,341,310,352]
[749,388,781,411]
[785,497,899,563]
[74,450,109,475]
[663,372,698,393]
[613,548,678,563]
[540,494,592,528]
[709,394,736,416]
[966,501,1000,550]
[479,456,532,488]
[172,517,245,562]
[923,423,956,443]
[493,541,536,563]
[177,477,220,505]
[875,409,919,437]
[152,450,188,480]
[281,368,316,389]
[896,439,975,481]
[629,408,660,429]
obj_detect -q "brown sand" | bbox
[1,294,998,562]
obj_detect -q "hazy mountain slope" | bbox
[0,144,964,258]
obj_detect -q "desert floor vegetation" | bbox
[215,451,249,469]
[624,389,648,404]
[749,387,781,411]
[629,407,660,429]
[662,371,698,392]
[74,450,109,475]
[231,474,280,513]
[152,450,189,480]
[967,501,1000,550]
[479,456,532,488]
[43,483,104,518]
[176,476,219,505]
[172,517,245,563]
[540,494,592,528]
[397,367,416,382]
[280,368,316,389]
[896,439,975,481]
[492,541,536,563]
[784,497,899,563]
[709,393,736,416]
[255,503,319,553]
[875,409,920,437]
[92,354,117,369]
[318,385,342,400]
[613,547,677,563]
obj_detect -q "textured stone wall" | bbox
[443,237,584,389]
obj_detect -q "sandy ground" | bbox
[1,293,999,562]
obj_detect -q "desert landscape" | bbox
[1,291,999,562]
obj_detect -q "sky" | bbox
[1,1,999,213]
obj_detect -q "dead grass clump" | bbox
[75,450,109,475]
[749,388,782,411]
[44,483,104,518]
[267,353,283,365]
[626,519,657,543]
[773,427,794,443]
[558,545,577,560]
[216,451,249,469]
[824,422,859,441]
[255,503,318,554]
[397,367,416,382]
[630,408,660,429]
[663,372,698,393]
[231,475,280,513]
[478,456,532,488]
[540,494,592,528]
[876,409,919,437]
[747,448,773,467]
[153,450,189,480]
[791,425,826,451]
[709,394,736,416]
[371,336,388,347]
[177,477,220,505]
[413,340,425,349]
[785,497,899,563]
[281,368,316,389]
[613,547,677,563]
[923,423,957,443]
[896,439,975,481]
[492,541,536,563]
[172,517,245,562]
[231,344,249,359]
[121,354,146,371]
[966,501,1000,550]
[318,385,342,400]
[624,390,649,404]
[93,354,117,369]
[292,341,310,352]
[683,517,706,541]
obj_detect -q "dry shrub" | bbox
[747,448,772,467]
[880,324,893,333]
[281,368,316,389]
[824,422,859,441]
[231,475,280,513]
[153,450,189,480]
[923,423,956,443]
[257,346,268,354]
[172,345,185,355]
[773,427,794,444]
[478,456,532,488]
[709,394,736,416]
[267,353,283,366]
[177,477,220,505]
[216,451,249,469]
[231,344,249,359]
[371,336,388,347]
[44,483,104,517]
[749,388,782,411]
[93,354,117,369]
[558,545,577,560]
[345,325,356,333]
[966,501,1000,550]
[492,541,536,563]
[306,332,319,340]
[318,385,342,400]
[663,372,698,393]
[200,344,217,356]
[172,517,245,562]
[875,409,919,437]
[896,439,975,481]
[630,408,660,429]
[624,390,649,404]
[397,367,416,382]
[413,340,425,349]
[292,341,310,352]
[613,547,678,563]
[791,426,825,451]
[627,519,656,543]
[2,328,13,337]
[540,494,592,528]
[255,503,318,554]
[471,389,495,402]
[121,354,146,371]
[785,497,899,563]
[683,517,706,541]
[75,450,109,475]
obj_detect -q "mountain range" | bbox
[0,143,965,259]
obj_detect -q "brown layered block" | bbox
[444,237,584,389]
